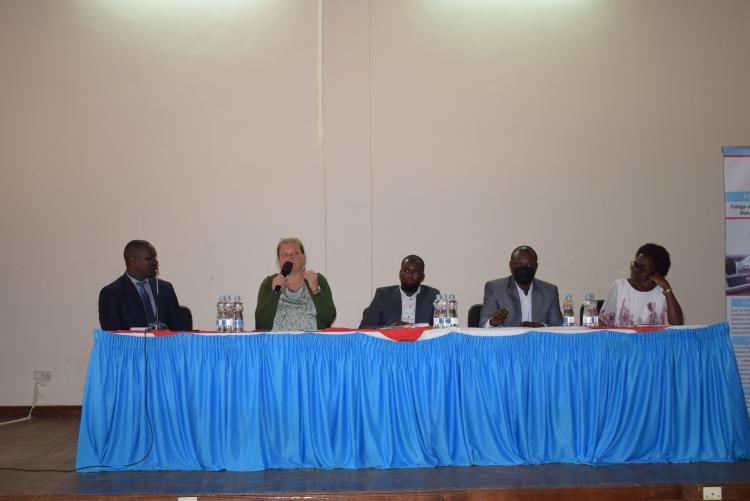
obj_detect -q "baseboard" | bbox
[0,405,81,419]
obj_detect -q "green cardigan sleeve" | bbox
[311,274,336,329]
[254,273,337,331]
[255,274,280,331]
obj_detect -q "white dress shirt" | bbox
[516,282,533,322]
[400,286,421,324]
[483,282,534,327]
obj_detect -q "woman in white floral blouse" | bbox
[599,243,684,327]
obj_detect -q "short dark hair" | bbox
[123,240,152,262]
[402,255,425,269]
[636,243,671,276]
[510,245,537,261]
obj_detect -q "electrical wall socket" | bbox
[33,370,51,384]
[703,486,722,500]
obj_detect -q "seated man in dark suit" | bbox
[360,255,440,328]
[479,245,563,328]
[99,240,182,331]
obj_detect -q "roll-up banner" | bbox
[724,146,750,413]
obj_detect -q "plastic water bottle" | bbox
[582,292,599,327]
[440,295,451,328]
[224,295,233,332]
[433,294,441,327]
[233,295,244,332]
[448,294,459,327]
[226,295,237,332]
[216,295,226,332]
[435,294,445,327]
[562,293,576,326]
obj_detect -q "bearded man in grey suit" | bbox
[360,255,440,328]
[479,245,563,328]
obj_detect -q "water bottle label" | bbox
[235,319,244,332]
[582,315,599,327]
[563,315,575,326]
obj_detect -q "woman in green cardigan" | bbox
[254,237,336,331]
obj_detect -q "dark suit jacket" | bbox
[98,273,182,331]
[479,276,563,327]
[359,285,440,328]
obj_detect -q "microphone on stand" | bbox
[274,261,294,295]
[148,267,167,331]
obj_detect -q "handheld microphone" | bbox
[274,261,294,295]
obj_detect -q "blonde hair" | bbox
[276,237,305,257]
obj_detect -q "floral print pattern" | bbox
[598,279,668,327]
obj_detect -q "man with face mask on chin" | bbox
[359,255,440,328]
[478,245,563,328]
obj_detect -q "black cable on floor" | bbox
[0,330,155,473]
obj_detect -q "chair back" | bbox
[467,303,482,328]
[177,305,193,331]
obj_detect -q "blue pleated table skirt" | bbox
[75,323,750,471]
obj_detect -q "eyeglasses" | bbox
[510,262,538,269]
[400,269,422,276]
[630,261,652,273]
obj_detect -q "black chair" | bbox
[177,305,193,331]
[467,303,482,328]
[579,300,604,326]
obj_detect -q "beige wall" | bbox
[1,0,749,405]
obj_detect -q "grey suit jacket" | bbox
[479,276,563,327]
[359,285,440,328]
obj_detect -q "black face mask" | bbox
[512,266,536,286]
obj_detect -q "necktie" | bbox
[138,281,156,324]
